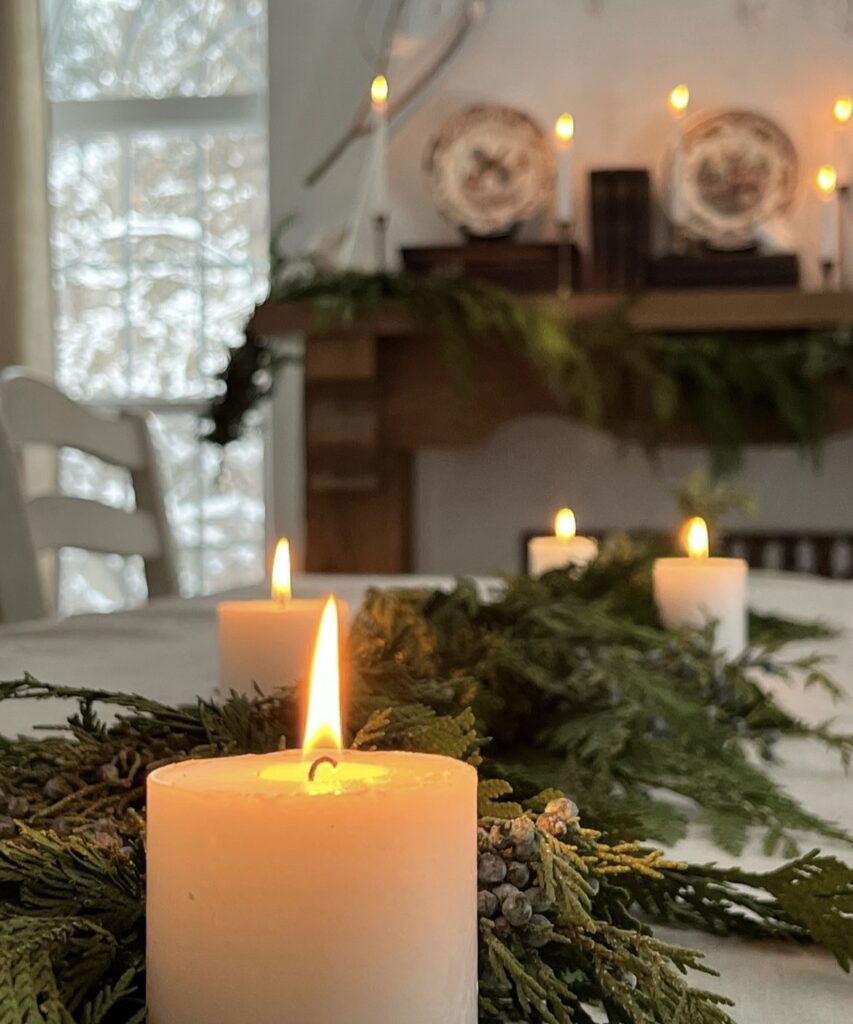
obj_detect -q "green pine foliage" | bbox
[209,266,853,472]
[2,546,853,1020]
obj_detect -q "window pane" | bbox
[45,0,267,101]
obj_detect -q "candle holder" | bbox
[556,219,574,296]
[373,212,389,272]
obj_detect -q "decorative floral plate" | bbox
[424,105,555,238]
[666,109,798,250]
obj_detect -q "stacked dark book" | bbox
[589,169,651,291]
[401,241,582,293]
[647,252,800,288]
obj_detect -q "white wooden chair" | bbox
[0,368,178,623]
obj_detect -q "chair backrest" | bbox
[0,368,178,623]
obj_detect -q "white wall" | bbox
[268,1,853,573]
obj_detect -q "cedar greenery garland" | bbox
[2,546,853,1021]
[207,265,853,472]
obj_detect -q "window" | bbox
[43,0,269,613]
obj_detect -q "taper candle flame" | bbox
[817,164,838,197]
[668,84,690,118]
[554,112,574,146]
[271,539,292,603]
[302,596,343,755]
[554,507,577,540]
[685,517,709,560]
[370,74,388,111]
[834,95,852,125]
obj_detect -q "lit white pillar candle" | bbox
[816,164,839,279]
[553,112,575,224]
[668,84,690,231]
[652,516,747,661]
[148,598,478,1024]
[528,507,598,575]
[370,74,389,218]
[217,539,349,696]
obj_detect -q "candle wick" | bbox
[308,755,338,781]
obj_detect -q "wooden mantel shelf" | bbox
[254,287,853,575]
[252,288,853,338]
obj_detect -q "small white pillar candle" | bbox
[148,598,478,1024]
[217,539,349,696]
[652,516,747,661]
[668,84,690,230]
[528,507,598,575]
[370,74,389,218]
[553,112,574,224]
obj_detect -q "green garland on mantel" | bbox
[2,542,853,1022]
[207,268,853,473]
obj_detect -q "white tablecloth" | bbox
[1,571,852,1018]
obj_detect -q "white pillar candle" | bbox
[370,74,389,217]
[652,517,747,661]
[148,598,478,1024]
[217,539,349,696]
[668,84,690,230]
[528,507,598,575]
[553,113,574,224]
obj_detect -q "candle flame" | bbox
[370,74,388,110]
[668,84,690,116]
[302,596,343,755]
[816,164,838,197]
[554,112,575,145]
[271,539,292,602]
[554,507,577,540]
[834,95,853,125]
[685,516,709,560]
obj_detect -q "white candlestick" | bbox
[217,539,349,695]
[652,518,747,661]
[553,113,574,224]
[820,191,839,266]
[528,507,598,574]
[371,75,389,217]
[148,599,478,1024]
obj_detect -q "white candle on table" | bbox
[370,74,389,218]
[528,507,598,575]
[217,538,349,696]
[816,164,839,277]
[668,84,690,231]
[149,597,478,1024]
[553,112,575,224]
[652,516,747,661]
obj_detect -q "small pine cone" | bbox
[43,776,74,802]
[535,812,567,838]
[544,797,578,821]
[493,915,513,939]
[587,876,600,896]
[505,861,530,888]
[50,818,74,838]
[502,891,533,928]
[100,763,121,786]
[7,796,29,817]
[478,851,508,885]
[0,815,16,839]
[524,885,552,913]
[478,889,499,918]
[523,914,554,948]
[478,826,490,848]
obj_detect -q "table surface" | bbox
[1,571,852,1019]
